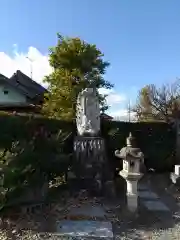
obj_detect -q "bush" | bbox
[101,120,176,172]
[0,115,74,209]
[0,114,177,210]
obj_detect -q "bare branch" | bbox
[133,79,180,122]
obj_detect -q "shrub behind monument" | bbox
[101,120,176,172]
[0,114,74,209]
[0,114,176,209]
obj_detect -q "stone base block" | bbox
[73,136,106,178]
[73,136,114,196]
[126,194,138,212]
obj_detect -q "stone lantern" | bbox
[115,133,144,212]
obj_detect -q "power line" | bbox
[26,57,33,79]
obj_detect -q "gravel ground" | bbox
[1,226,180,239]
[114,174,180,239]
[113,209,180,239]
[115,225,180,240]
[1,174,180,239]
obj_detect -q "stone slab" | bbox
[68,203,106,218]
[138,191,159,199]
[143,200,170,211]
[138,184,148,190]
[56,220,113,238]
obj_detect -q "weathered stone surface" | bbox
[143,200,170,211]
[56,220,113,238]
[76,88,100,137]
[73,136,115,195]
[73,137,106,179]
[138,191,159,199]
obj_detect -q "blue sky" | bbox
[0,0,180,118]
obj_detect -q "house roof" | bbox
[9,70,47,100]
[0,71,47,104]
[0,73,10,82]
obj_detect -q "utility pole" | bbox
[26,56,33,79]
[128,99,131,122]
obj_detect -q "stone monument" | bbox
[115,133,144,212]
[76,88,100,136]
[73,87,113,195]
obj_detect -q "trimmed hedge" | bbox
[0,114,176,210]
[0,114,176,173]
[0,114,74,150]
[0,114,75,209]
[101,121,176,172]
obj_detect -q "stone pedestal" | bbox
[126,179,138,212]
[74,136,106,177]
[73,136,113,195]
[170,165,180,186]
[175,165,180,175]
[127,195,138,212]
[126,179,138,195]
[120,170,143,212]
[74,136,105,163]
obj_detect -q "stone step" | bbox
[138,190,159,199]
[56,220,113,239]
[30,234,112,239]
[30,220,113,239]
[143,200,170,211]
[138,183,170,212]
[32,220,113,240]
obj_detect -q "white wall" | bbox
[0,83,26,104]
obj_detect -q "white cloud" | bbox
[99,88,126,106]
[0,45,127,111]
[0,46,52,86]
[109,109,137,121]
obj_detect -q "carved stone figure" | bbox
[76,88,100,136]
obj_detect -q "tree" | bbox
[133,80,180,123]
[43,34,113,120]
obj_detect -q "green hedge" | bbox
[0,114,74,150]
[101,121,176,172]
[0,114,175,210]
[0,114,74,209]
[0,115,176,177]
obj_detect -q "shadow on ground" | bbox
[114,174,180,239]
[1,174,180,239]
